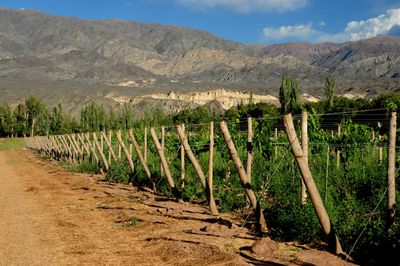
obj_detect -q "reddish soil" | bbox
[0,150,357,265]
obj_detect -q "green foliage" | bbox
[174,106,213,125]
[324,76,336,110]
[279,75,300,114]
[80,101,109,132]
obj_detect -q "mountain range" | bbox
[0,8,399,109]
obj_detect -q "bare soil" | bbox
[0,150,357,265]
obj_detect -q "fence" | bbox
[26,110,398,257]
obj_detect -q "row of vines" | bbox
[28,107,400,265]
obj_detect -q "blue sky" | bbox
[1,0,400,44]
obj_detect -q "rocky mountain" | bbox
[0,8,399,109]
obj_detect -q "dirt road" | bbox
[0,150,355,265]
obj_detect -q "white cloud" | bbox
[344,8,400,40]
[263,23,317,40]
[176,0,309,13]
[262,8,400,43]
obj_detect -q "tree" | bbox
[25,96,50,136]
[279,75,300,114]
[0,102,15,137]
[324,76,336,110]
[13,103,28,137]
[80,102,109,132]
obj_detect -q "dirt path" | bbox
[0,150,355,265]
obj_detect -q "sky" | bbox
[0,0,400,44]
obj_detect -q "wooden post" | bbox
[108,130,112,164]
[101,131,118,163]
[336,150,340,168]
[116,130,135,173]
[301,111,308,205]
[379,134,383,163]
[84,133,99,163]
[247,117,253,183]
[274,128,278,159]
[283,113,343,255]
[176,125,206,188]
[219,121,268,232]
[337,125,341,136]
[77,133,90,159]
[118,136,122,160]
[93,132,109,171]
[180,124,185,190]
[67,135,80,161]
[100,132,104,153]
[387,111,397,223]
[177,124,218,215]
[160,126,165,175]
[208,121,218,215]
[127,130,152,182]
[144,127,148,163]
[150,128,181,202]
[60,135,74,162]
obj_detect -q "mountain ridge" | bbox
[0,8,399,109]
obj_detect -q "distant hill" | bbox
[0,8,399,109]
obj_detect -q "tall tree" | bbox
[80,102,108,132]
[324,76,336,110]
[0,102,15,137]
[279,75,300,114]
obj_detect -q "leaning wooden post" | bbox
[150,127,181,202]
[176,125,206,187]
[219,121,268,232]
[177,124,218,215]
[180,124,185,190]
[102,131,118,163]
[84,133,99,163]
[208,121,218,216]
[301,111,308,205]
[127,130,153,183]
[283,113,343,255]
[387,111,397,224]
[116,130,135,173]
[93,132,109,171]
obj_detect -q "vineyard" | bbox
[26,105,400,265]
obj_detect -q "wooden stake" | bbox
[176,125,206,187]
[161,126,165,176]
[116,130,135,173]
[127,129,152,182]
[101,131,118,163]
[180,124,185,190]
[247,117,253,183]
[108,130,112,164]
[274,128,278,159]
[144,127,148,164]
[388,111,397,223]
[301,111,308,205]
[283,113,343,255]
[84,133,99,163]
[379,134,383,163]
[219,121,268,232]
[150,128,181,201]
[208,121,218,216]
[177,124,218,215]
[93,132,109,171]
